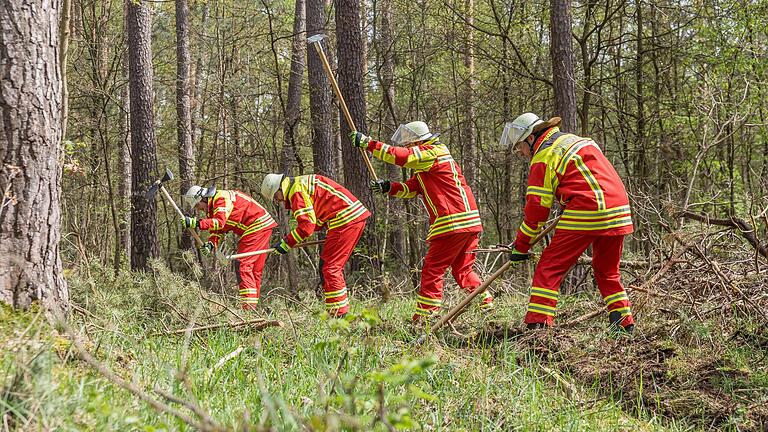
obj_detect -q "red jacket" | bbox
[198,190,277,247]
[279,174,370,249]
[515,127,633,253]
[365,137,482,240]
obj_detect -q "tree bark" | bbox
[176,0,195,250]
[0,0,69,310]
[126,0,159,270]
[462,0,478,190]
[550,0,577,131]
[307,0,335,176]
[335,0,373,211]
[281,0,306,296]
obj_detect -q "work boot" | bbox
[526,322,546,330]
[608,311,634,334]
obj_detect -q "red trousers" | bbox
[525,230,634,327]
[414,231,493,320]
[236,228,272,310]
[320,219,366,316]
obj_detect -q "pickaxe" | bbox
[224,239,325,260]
[307,34,378,181]
[414,216,561,345]
[145,168,205,248]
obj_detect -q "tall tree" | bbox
[462,0,478,190]
[335,0,373,211]
[0,0,69,310]
[176,0,195,250]
[550,0,577,131]
[307,0,335,176]
[126,0,159,270]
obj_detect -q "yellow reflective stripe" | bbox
[526,186,553,198]
[416,174,439,216]
[555,138,590,175]
[427,217,482,239]
[531,287,559,301]
[611,306,632,316]
[417,295,442,307]
[520,222,538,237]
[556,215,633,230]
[240,214,276,237]
[316,179,354,206]
[414,306,438,316]
[324,287,347,298]
[328,202,367,230]
[239,288,259,294]
[289,231,303,244]
[373,143,397,165]
[294,207,314,217]
[394,182,418,199]
[447,159,471,211]
[404,143,447,171]
[562,205,631,219]
[604,291,629,306]
[240,298,259,304]
[527,303,556,316]
[432,210,480,226]
[572,155,606,210]
[325,298,349,308]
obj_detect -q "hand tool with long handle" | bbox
[415,217,560,345]
[225,239,325,260]
[146,169,205,248]
[307,34,378,181]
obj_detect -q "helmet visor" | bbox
[499,122,528,147]
[391,123,429,145]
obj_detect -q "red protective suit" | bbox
[363,138,492,319]
[516,127,634,328]
[277,175,370,316]
[197,190,277,309]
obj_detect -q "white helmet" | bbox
[499,113,544,147]
[183,185,217,207]
[260,173,285,201]
[391,121,435,145]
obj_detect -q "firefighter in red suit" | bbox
[260,173,370,317]
[181,186,277,310]
[350,121,494,322]
[500,113,635,332]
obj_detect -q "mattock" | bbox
[307,33,379,181]
[145,168,205,248]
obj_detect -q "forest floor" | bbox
[2,243,767,431]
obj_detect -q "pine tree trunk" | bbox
[550,0,577,131]
[126,0,159,270]
[176,0,195,250]
[0,0,69,310]
[307,0,335,176]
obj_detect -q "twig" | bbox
[538,363,581,402]
[377,383,396,432]
[208,346,245,375]
[54,318,224,431]
[678,210,768,259]
[156,318,283,336]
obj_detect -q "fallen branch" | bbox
[54,317,226,431]
[208,346,245,375]
[158,318,283,336]
[679,210,767,259]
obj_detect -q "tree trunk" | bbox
[176,0,195,250]
[60,0,72,141]
[307,0,335,176]
[0,0,69,310]
[281,0,306,296]
[116,0,132,269]
[550,0,577,131]
[335,0,373,211]
[126,0,159,270]
[462,0,478,190]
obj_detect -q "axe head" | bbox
[307,34,326,45]
[145,168,175,199]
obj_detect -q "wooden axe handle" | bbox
[225,239,325,260]
[160,185,204,248]
[416,216,560,343]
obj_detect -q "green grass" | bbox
[0,262,702,431]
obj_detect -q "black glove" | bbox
[199,241,214,256]
[272,241,289,255]
[508,244,529,262]
[350,131,372,148]
[370,179,391,194]
[181,216,198,229]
